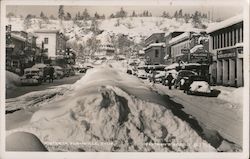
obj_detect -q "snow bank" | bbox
[217,87,243,106]
[8,65,215,152]
[6,71,21,89]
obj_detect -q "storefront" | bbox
[216,46,243,87]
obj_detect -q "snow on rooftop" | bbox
[169,32,190,45]
[144,42,166,50]
[190,44,204,53]
[34,29,60,33]
[165,28,204,37]
[207,14,243,33]
[11,33,26,42]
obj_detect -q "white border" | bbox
[0,0,249,159]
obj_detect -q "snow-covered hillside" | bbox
[7,17,209,51]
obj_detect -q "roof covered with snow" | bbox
[207,14,243,33]
[34,29,60,34]
[11,33,26,42]
[169,32,190,45]
[165,28,205,37]
[144,42,166,50]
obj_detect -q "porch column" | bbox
[236,58,243,87]
[229,59,236,86]
[217,60,222,84]
[222,59,229,85]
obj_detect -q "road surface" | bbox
[153,83,242,147]
[6,73,84,99]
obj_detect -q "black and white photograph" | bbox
[1,0,249,158]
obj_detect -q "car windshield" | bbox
[179,71,197,77]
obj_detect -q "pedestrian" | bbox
[166,73,174,89]
[152,69,156,84]
[183,77,190,93]
[48,65,55,83]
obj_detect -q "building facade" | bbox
[169,32,191,63]
[207,15,243,87]
[165,31,185,64]
[144,33,166,65]
[35,30,67,60]
[6,25,39,75]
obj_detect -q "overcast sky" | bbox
[6,5,243,21]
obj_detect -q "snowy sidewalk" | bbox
[154,83,243,147]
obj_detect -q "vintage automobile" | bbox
[20,68,42,86]
[53,66,64,79]
[186,75,212,95]
[137,66,147,79]
[174,70,198,89]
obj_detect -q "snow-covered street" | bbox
[5,62,243,152]
[152,83,242,149]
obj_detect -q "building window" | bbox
[229,31,231,47]
[44,48,48,53]
[44,38,49,44]
[155,50,159,58]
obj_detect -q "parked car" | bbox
[32,63,49,82]
[174,70,198,89]
[186,75,211,95]
[137,67,147,79]
[53,66,64,79]
[154,71,166,83]
[20,68,42,86]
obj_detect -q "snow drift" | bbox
[7,65,215,152]
[6,71,20,89]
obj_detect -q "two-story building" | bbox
[207,14,243,87]
[164,31,185,64]
[35,29,67,64]
[144,32,166,65]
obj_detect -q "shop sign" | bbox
[217,49,237,59]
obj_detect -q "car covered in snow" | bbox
[20,68,42,86]
[53,66,64,79]
[154,71,166,83]
[186,75,212,95]
[137,66,147,79]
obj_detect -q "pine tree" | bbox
[94,12,100,19]
[40,11,45,19]
[116,7,127,18]
[132,11,137,17]
[178,9,183,18]
[192,11,202,28]
[58,5,65,24]
[65,12,72,20]
[23,14,33,30]
[110,13,115,18]
[174,11,178,19]
[82,9,90,20]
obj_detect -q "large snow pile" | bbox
[217,87,243,106]
[7,65,215,152]
[6,71,20,89]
